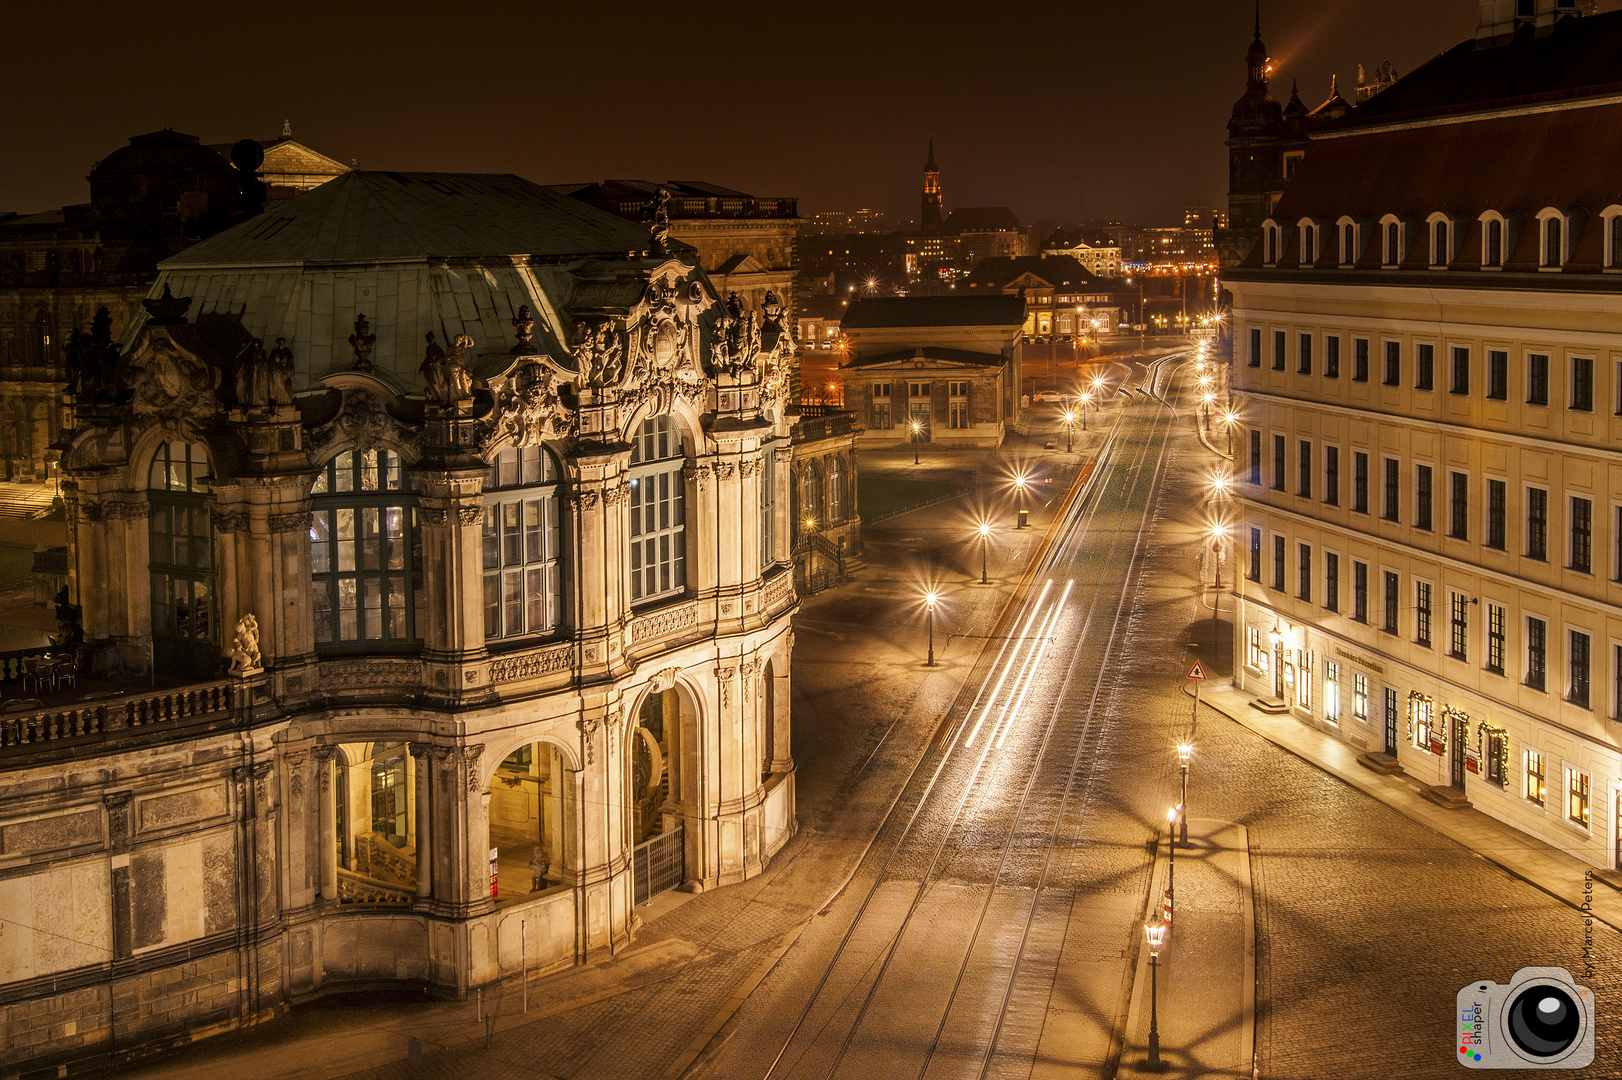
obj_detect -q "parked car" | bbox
[1031,390,1066,403]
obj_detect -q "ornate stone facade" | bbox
[1,171,802,1076]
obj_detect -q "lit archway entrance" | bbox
[632,687,686,903]
[333,742,417,904]
[487,741,567,903]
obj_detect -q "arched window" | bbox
[1606,212,1622,270]
[1266,226,1278,265]
[309,449,422,645]
[149,441,217,673]
[1484,217,1504,268]
[628,416,686,604]
[1302,224,1316,264]
[759,445,776,570]
[800,463,823,529]
[1342,223,1356,266]
[1433,219,1450,266]
[482,445,562,640]
[1542,215,1564,268]
[1386,221,1401,265]
[828,455,847,523]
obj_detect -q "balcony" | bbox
[792,409,856,444]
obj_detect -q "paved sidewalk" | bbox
[1118,819,1254,1080]
[1191,676,1622,933]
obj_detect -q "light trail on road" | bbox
[731,358,1188,1080]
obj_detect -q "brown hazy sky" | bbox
[5,1,1616,227]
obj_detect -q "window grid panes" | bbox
[310,449,421,645]
[1487,603,1505,674]
[629,416,688,605]
[1570,630,1591,708]
[1527,616,1547,691]
[1571,496,1592,573]
[149,442,216,648]
[482,446,562,641]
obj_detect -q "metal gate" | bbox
[633,823,684,905]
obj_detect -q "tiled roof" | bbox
[843,346,1007,369]
[962,255,1102,291]
[799,294,850,322]
[164,171,654,266]
[842,294,1026,329]
[1342,11,1622,129]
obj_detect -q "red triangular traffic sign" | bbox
[1186,661,1207,680]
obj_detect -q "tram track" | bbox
[755,360,1187,1080]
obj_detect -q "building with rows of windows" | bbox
[1228,0,1621,873]
[0,170,803,1073]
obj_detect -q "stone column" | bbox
[410,742,433,900]
[769,637,794,774]
[413,463,490,700]
[104,791,134,960]
[313,746,337,900]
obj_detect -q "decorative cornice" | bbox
[603,483,631,506]
[212,510,250,533]
[268,510,312,533]
[420,507,449,526]
[458,506,484,526]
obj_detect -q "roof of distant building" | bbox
[843,345,1008,369]
[553,179,799,220]
[164,171,653,266]
[841,294,1026,329]
[799,294,851,322]
[963,255,1103,291]
[945,207,1021,234]
[1341,10,1622,129]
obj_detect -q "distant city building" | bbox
[1040,229,1124,277]
[920,138,944,235]
[962,255,1121,338]
[1136,225,1218,270]
[1228,0,1621,871]
[802,208,891,234]
[945,206,1024,266]
[798,293,850,351]
[0,127,346,481]
[840,294,1025,448]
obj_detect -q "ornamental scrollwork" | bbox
[458,506,484,526]
[603,483,631,506]
[478,357,576,453]
[577,714,601,765]
[268,511,312,533]
[420,507,449,526]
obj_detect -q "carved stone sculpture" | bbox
[420,332,475,408]
[511,304,536,355]
[349,314,376,372]
[572,321,625,389]
[228,613,262,674]
[235,337,292,408]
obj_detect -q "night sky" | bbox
[6,1,1617,227]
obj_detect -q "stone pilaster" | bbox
[409,742,433,901]
[312,745,337,901]
[412,461,491,702]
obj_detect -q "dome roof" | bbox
[1229,87,1284,135]
[92,130,235,183]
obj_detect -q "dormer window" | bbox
[1603,206,1622,271]
[1265,222,1279,266]
[1300,221,1317,265]
[1337,219,1358,268]
[1537,209,1567,270]
[1480,213,1505,269]
[1380,216,1403,268]
[1427,215,1452,269]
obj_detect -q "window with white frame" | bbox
[1413,694,1434,748]
[871,382,893,429]
[1566,765,1590,826]
[1525,749,1547,805]
[1481,212,1504,269]
[1297,649,1313,708]
[1382,217,1403,266]
[482,445,562,641]
[1247,625,1268,673]
[1539,210,1566,269]
[1266,223,1279,265]
[1338,219,1357,267]
[1353,673,1369,723]
[1325,660,1341,721]
[1300,221,1316,264]
[628,415,687,605]
[310,449,422,645]
[1607,208,1622,270]
[1428,215,1451,267]
[828,454,848,522]
[948,380,970,429]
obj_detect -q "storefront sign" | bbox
[1334,647,1385,675]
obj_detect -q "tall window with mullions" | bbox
[629,416,687,604]
[149,441,218,675]
[759,446,776,571]
[310,449,423,646]
[483,445,562,640]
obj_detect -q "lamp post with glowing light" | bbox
[1166,803,1180,910]
[1220,409,1238,456]
[924,589,939,666]
[910,419,921,465]
[1145,920,1166,1068]
[1177,742,1192,846]
[977,523,991,584]
[1078,393,1089,432]
[1062,409,1076,451]
[1013,474,1028,528]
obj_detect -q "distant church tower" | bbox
[920,138,943,235]
[1216,7,1309,268]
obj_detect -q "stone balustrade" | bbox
[0,680,234,750]
[764,570,796,613]
[335,868,415,906]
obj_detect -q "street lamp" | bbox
[1220,409,1238,456]
[1145,919,1167,1068]
[1208,524,1228,590]
[1177,742,1193,846]
[1166,803,1180,911]
[910,419,921,465]
[924,589,939,666]
[977,522,991,584]
[1062,410,1076,451]
[1012,474,1028,528]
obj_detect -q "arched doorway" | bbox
[334,741,418,901]
[486,740,568,903]
[631,686,688,903]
